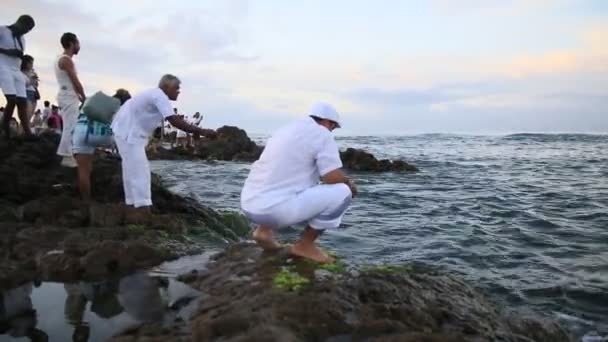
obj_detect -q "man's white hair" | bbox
[158,74,180,88]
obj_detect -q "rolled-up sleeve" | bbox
[153,91,174,119]
[316,135,343,177]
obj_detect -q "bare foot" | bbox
[252,226,282,251]
[290,242,335,264]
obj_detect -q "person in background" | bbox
[30,108,43,135]
[111,74,216,223]
[0,15,35,139]
[174,109,188,149]
[72,89,131,204]
[41,100,50,119]
[189,112,203,146]
[55,32,85,168]
[41,100,50,131]
[21,54,38,123]
[240,102,357,264]
[47,104,62,134]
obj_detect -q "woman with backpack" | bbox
[72,88,131,203]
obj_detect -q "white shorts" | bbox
[242,183,352,230]
[0,67,26,98]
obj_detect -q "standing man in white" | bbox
[0,15,35,139]
[240,102,357,263]
[112,74,216,222]
[55,32,85,167]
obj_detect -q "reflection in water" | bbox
[0,272,199,342]
[0,283,48,341]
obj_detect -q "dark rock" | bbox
[38,252,82,280]
[197,125,261,161]
[150,125,418,172]
[0,134,249,289]
[116,243,573,342]
[89,202,126,226]
[340,148,418,172]
[80,241,136,277]
[126,242,166,267]
[392,159,419,172]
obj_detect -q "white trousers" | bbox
[56,96,80,157]
[242,183,352,230]
[115,136,152,208]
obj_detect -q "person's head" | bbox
[158,74,181,101]
[21,54,34,72]
[51,105,58,113]
[309,102,341,132]
[113,88,131,105]
[174,108,178,114]
[60,32,80,55]
[44,101,50,107]
[13,15,35,36]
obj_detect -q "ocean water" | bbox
[152,133,608,337]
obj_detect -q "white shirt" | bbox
[0,26,25,70]
[111,88,174,143]
[241,117,343,211]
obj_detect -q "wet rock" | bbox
[118,243,572,341]
[80,241,136,278]
[62,233,90,256]
[149,126,418,172]
[197,126,261,161]
[38,252,82,280]
[340,148,418,172]
[0,133,250,289]
[505,312,572,342]
[126,242,167,268]
[89,202,126,227]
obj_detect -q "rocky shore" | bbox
[0,134,574,341]
[150,126,419,172]
[115,243,573,342]
[0,133,249,290]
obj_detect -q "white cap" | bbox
[309,102,341,128]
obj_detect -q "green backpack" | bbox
[82,91,121,124]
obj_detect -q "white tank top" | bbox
[55,54,77,97]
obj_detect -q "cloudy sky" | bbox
[3,0,607,135]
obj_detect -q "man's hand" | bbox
[346,179,358,198]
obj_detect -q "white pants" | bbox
[115,136,152,208]
[0,67,26,98]
[242,183,352,230]
[56,95,80,157]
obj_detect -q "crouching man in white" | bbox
[240,102,357,263]
[112,74,216,222]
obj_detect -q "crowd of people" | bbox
[1,13,357,266]
[0,101,64,136]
